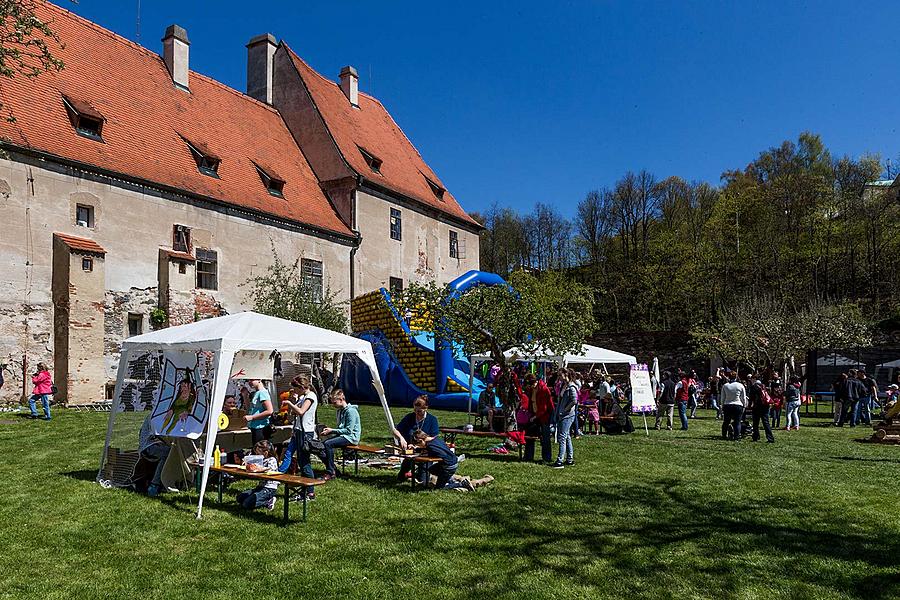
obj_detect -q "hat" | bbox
[890,384,899,390]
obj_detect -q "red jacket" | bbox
[32,370,52,395]
[532,380,556,425]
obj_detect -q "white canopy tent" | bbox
[99,312,393,519]
[467,344,637,413]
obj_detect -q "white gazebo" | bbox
[99,312,392,518]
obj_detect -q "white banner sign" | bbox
[630,363,656,413]
[229,350,274,380]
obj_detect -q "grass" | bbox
[1,406,899,600]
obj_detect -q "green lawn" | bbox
[1,406,898,600]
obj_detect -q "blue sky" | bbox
[66,1,900,218]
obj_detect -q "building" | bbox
[0,1,481,405]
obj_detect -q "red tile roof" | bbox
[54,232,106,254]
[0,2,353,238]
[285,47,481,228]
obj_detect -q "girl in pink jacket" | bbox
[30,362,53,420]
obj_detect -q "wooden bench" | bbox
[340,444,441,489]
[209,465,326,523]
[439,427,537,460]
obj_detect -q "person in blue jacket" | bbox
[414,431,471,491]
[392,395,439,481]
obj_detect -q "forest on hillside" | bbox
[472,133,900,339]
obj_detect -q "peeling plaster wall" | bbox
[0,156,352,405]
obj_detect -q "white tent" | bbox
[470,344,636,366]
[99,312,392,519]
[467,344,636,413]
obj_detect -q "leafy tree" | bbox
[397,270,596,410]
[690,298,872,373]
[242,244,348,334]
[1,1,63,79]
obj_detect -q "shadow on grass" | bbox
[376,476,900,600]
[60,469,98,482]
[828,455,900,464]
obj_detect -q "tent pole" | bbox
[467,358,475,423]
[196,349,235,519]
[97,348,131,482]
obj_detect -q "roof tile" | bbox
[0,2,353,238]
[54,232,106,254]
[285,47,480,228]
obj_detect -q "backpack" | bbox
[759,385,775,407]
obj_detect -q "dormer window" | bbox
[424,175,445,201]
[181,136,220,178]
[255,164,285,198]
[358,146,382,175]
[62,96,105,141]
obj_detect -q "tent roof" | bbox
[472,343,636,365]
[122,312,373,355]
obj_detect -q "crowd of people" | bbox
[478,364,635,469]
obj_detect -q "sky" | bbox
[64,1,900,219]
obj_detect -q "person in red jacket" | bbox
[29,362,53,420]
[522,373,555,463]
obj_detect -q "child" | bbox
[413,431,477,491]
[236,440,279,510]
[581,387,600,434]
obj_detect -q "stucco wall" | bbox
[354,190,480,294]
[0,156,352,404]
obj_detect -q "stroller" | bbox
[722,413,752,441]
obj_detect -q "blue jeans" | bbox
[709,395,721,418]
[855,396,871,425]
[677,401,688,430]
[785,400,801,429]
[556,414,575,463]
[29,394,50,419]
[236,485,276,510]
[430,462,461,489]
[279,430,315,494]
[322,436,351,476]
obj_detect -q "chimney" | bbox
[247,33,277,104]
[162,24,190,90]
[340,65,359,107]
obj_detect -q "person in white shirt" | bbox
[720,371,747,440]
[278,375,318,500]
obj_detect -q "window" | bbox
[181,136,220,177]
[127,313,143,337]
[62,96,105,141]
[75,204,94,228]
[449,230,459,259]
[390,208,402,241]
[196,248,218,290]
[178,262,187,275]
[358,146,382,174]
[389,277,403,295]
[424,175,445,201]
[255,164,285,198]
[81,257,93,272]
[301,258,324,303]
[173,225,191,253]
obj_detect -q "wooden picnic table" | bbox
[209,465,326,523]
[340,444,441,489]
[439,427,537,460]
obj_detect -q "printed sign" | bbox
[150,351,211,438]
[630,363,656,413]
[229,350,274,380]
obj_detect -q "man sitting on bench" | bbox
[478,383,500,432]
[391,395,439,481]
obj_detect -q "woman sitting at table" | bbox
[392,395,439,481]
[320,389,360,481]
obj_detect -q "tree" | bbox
[397,270,596,411]
[242,244,348,334]
[1,1,63,79]
[690,297,872,373]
